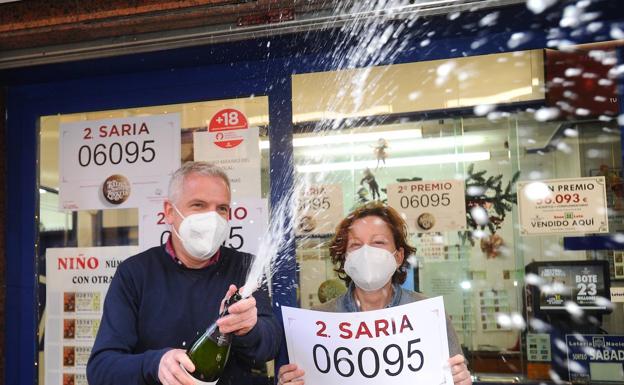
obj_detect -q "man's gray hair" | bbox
[168,161,231,204]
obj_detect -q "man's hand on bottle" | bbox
[217,284,258,336]
[158,348,196,385]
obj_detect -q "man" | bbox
[87,162,281,385]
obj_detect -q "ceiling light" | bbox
[296,135,485,157]
[259,128,422,150]
[296,151,491,173]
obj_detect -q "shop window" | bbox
[292,54,623,383]
[37,97,270,384]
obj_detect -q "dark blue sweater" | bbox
[87,245,281,385]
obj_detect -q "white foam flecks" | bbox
[560,4,599,28]
[563,128,578,137]
[472,229,487,239]
[497,313,512,328]
[549,369,565,384]
[471,37,488,50]
[497,312,526,330]
[565,68,583,77]
[508,32,531,49]
[547,39,576,50]
[436,61,457,87]
[568,360,586,374]
[467,186,486,196]
[529,317,551,332]
[240,187,295,299]
[611,25,624,39]
[448,12,461,20]
[487,111,510,122]
[528,171,543,180]
[511,313,526,330]
[612,233,624,243]
[470,206,489,225]
[526,0,558,15]
[534,107,560,122]
[479,12,499,27]
[523,181,551,201]
[586,22,603,34]
[594,296,613,310]
[586,148,607,159]
[236,1,615,310]
[408,91,422,101]
[560,5,582,28]
[474,104,496,116]
[564,301,584,318]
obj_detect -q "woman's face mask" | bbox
[171,205,230,260]
[344,244,398,291]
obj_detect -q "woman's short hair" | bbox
[329,202,417,286]
[168,161,230,204]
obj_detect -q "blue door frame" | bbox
[3,2,624,383]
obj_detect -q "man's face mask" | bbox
[171,205,230,260]
[344,244,398,291]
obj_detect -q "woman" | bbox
[278,202,472,385]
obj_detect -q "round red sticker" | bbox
[209,108,248,149]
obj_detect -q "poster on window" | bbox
[517,177,608,235]
[282,296,453,385]
[193,108,261,199]
[59,114,181,211]
[415,233,448,262]
[536,263,610,311]
[296,184,344,236]
[45,246,138,385]
[138,195,170,252]
[387,180,467,233]
[565,334,624,383]
[225,198,268,255]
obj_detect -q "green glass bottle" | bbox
[187,290,242,383]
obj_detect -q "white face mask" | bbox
[344,244,398,291]
[171,205,230,260]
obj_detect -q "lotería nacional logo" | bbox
[102,174,131,205]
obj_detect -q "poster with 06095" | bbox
[282,297,453,385]
[59,114,181,211]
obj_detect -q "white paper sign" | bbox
[282,297,453,385]
[45,246,138,385]
[387,180,466,233]
[138,195,170,252]
[193,108,261,199]
[226,198,268,255]
[416,233,448,262]
[296,184,344,236]
[59,114,181,210]
[517,177,608,235]
[611,287,624,303]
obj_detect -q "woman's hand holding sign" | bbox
[277,364,305,385]
[280,203,471,385]
[449,354,472,385]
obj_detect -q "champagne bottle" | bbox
[187,290,243,383]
